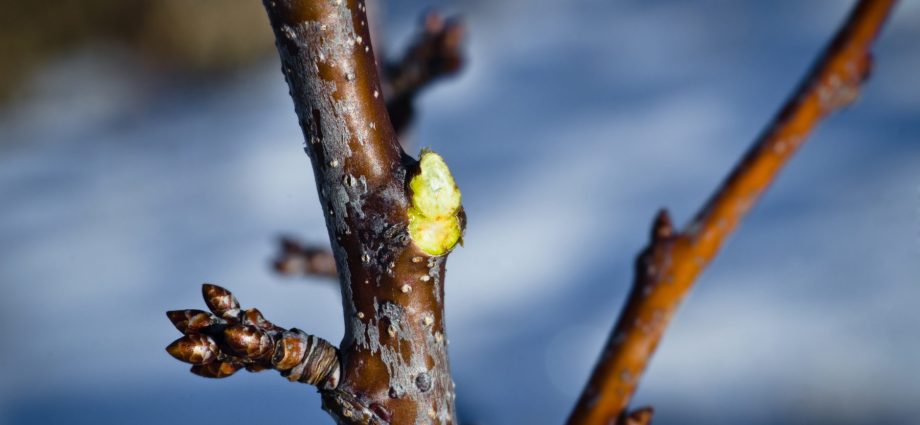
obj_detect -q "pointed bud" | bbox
[224,325,274,359]
[202,283,240,319]
[241,308,278,331]
[166,309,218,334]
[190,361,241,379]
[652,209,673,241]
[166,334,219,365]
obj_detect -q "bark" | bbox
[566,1,898,424]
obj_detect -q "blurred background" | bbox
[1,0,919,424]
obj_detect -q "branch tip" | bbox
[202,283,240,319]
[165,284,341,391]
[651,209,673,241]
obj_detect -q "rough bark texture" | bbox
[566,1,898,424]
[262,1,461,423]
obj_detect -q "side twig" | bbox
[566,1,897,424]
[166,284,340,388]
[273,236,338,279]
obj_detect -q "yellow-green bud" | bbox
[408,150,462,256]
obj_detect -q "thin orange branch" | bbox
[566,1,897,424]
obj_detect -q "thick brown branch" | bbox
[165,284,341,388]
[273,236,338,279]
[566,1,897,424]
[261,1,464,423]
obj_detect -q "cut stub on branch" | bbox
[566,1,898,424]
[273,236,338,279]
[384,10,465,134]
[165,284,341,390]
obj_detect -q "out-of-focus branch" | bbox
[273,237,337,279]
[383,11,465,134]
[166,284,340,388]
[566,1,898,424]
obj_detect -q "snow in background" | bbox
[1,1,919,424]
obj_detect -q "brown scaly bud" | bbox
[166,334,219,365]
[202,283,241,320]
[166,309,219,334]
[224,325,275,360]
[166,283,341,391]
[272,329,340,390]
[190,361,242,379]
[241,308,280,331]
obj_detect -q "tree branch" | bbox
[566,1,898,424]
[169,1,467,423]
